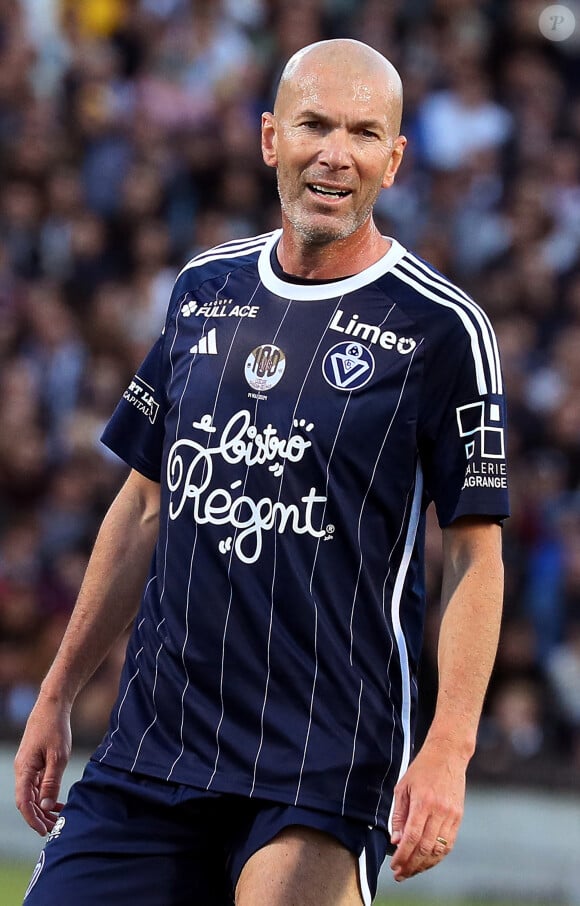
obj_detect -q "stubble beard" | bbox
[277,174,378,247]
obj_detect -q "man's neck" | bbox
[276,220,391,280]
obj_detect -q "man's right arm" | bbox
[14,468,160,835]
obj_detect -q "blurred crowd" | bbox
[0,0,579,790]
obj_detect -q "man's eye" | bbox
[361,129,379,139]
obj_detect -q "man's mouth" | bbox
[308,184,351,199]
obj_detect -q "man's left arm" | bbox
[389,515,504,881]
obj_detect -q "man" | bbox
[15,39,508,905]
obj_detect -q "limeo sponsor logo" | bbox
[166,410,326,564]
[329,309,417,354]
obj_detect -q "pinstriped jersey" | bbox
[95,230,509,829]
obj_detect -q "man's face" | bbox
[262,61,405,246]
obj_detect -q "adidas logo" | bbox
[190,328,218,355]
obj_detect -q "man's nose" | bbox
[318,129,352,170]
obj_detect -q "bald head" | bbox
[274,39,403,135]
[262,38,407,255]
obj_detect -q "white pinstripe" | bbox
[251,297,345,797]
[166,321,201,778]
[99,619,146,762]
[109,268,245,777]
[169,273,253,781]
[248,301,295,796]
[381,482,414,619]
[387,461,424,835]
[130,618,166,771]
[209,287,291,791]
[160,298,229,774]
[340,344,421,817]
[372,484,414,825]
[294,389,351,806]
[349,341,423,666]
[341,679,364,815]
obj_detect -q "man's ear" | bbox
[381,134,407,189]
[261,112,278,169]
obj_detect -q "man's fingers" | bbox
[37,754,67,812]
[390,798,443,879]
[15,748,67,835]
[390,798,428,878]
[432,826,455,857]
[17,798,49,836]
[34,801,63,832]
[389,783,409,846]
[15,767,41,826]
[391,812,458,881]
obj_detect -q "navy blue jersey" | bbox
[95,230,509,831]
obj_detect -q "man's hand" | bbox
[14,697,72,835]
[389,740,466,881]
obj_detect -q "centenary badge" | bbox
[244,344,286,392]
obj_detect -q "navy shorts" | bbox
[23,761,390,905]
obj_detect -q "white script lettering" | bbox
[166,410,326,563]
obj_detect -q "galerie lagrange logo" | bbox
[456,401,505,459]
[166,410,326,564]
[457,401,508,490]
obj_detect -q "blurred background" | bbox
[0,0,579,902]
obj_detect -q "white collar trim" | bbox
[257,229,407,301]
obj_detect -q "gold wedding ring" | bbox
[435,836,448,847]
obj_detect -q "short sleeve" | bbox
[100,333,168,482]
[419,331,510,527]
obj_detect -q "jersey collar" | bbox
[258,229,407,301]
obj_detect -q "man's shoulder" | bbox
[386,247,502,396]
[175,231,276,286]
[384,246,490,329]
